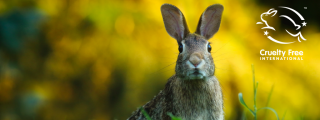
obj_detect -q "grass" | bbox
[140,107,182,120]
[238,64,286,120]
[140,107,152,120]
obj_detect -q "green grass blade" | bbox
[264,84,275,120]
[251,64,257,113]
[258,107,280,120]
[254,82,258,112]
[238,93,255,116]
[167,112,182,120]
[252,64,255,98]
[281,110,287,120]
[140,107,152,120]
[252,64,258,120]
[266,84,275,107]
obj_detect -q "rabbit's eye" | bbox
[178,44,183,53]
[207,44,212,52]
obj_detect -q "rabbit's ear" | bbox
[195,4,224,40]
[161,4,190,42]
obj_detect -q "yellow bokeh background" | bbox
[0,0,319,120]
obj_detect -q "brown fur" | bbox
[128,75,223,120]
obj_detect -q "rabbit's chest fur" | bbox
[128,75,223,120]
[172,76,223,120]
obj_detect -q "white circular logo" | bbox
[256,6,307,44]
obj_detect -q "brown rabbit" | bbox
[128,3,224,120]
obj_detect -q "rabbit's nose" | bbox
[189,52,203,67]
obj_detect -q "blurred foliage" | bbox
[0,0,319,120]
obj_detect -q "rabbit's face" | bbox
[161,4,223,80]
[176,34,214,80]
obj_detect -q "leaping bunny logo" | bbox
[257,6,307,44]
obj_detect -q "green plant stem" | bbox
[264,84,275,120]
[252,64,257,120]
[239,64,281,120]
